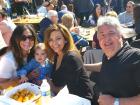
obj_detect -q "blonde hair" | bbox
[35,43,46,51]
[62,13,74,30]
[44,24,78,62]
[105,11,118,18]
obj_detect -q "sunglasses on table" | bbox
[20,35,35,41]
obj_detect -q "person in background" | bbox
[0,24,37,83]
[92,31,101,49]
[34,0,44,8]
[118,1,135,27]
[130,4,140,49]
[17,43,52,86]
[61,13,89,50]
[37,0,55,16]
[14,0,30,16]
[32,0,44,13]
[58,4,77,26]
[108,0,123,14]
[58,4,69,23]
[92,0,109,15]
[57,0,73,11]
[0,0,11,16]
[86,16,140,105]
[105,10,118,17]
[73,0,94,25]
[0,11,16,31]
[38,10,58,42]
[44,24,93,102]
[89,4,103,48]
[89,4,103,26]
[0,11,16,45]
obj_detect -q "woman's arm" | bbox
[84,62,102,72]
[0,52,17,82]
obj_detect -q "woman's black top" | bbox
[51,51,93,100]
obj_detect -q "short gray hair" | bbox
[127,1,135,7]
[97,16,123,35]
[61,5,68,11]
[47,10,58,20]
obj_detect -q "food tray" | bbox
[4,82,41,105]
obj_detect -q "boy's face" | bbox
[35,48,47,64]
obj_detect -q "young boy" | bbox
[17,43,52,85]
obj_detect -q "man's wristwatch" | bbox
[114,98,119,105]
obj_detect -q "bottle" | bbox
[40,79,51,104]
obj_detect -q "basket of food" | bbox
[4,82,41,105]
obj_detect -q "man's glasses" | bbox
[20,35,35,41]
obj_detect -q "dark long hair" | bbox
[9,24,37,68]
[133,4,140,23]
[133,4,140,38]
[92,4,103,24]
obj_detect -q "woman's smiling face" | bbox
[19,29,34,53]
[48,30,66,55]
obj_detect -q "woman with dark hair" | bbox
[89,4,103,26]
[44,24,93,102]
[0,24,37,82]
[133,4,140,39]
[130,4,140,48]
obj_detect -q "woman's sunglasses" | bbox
[20,35,35,41]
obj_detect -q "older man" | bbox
[38,10,58,42]
[85,16,140,105]
[118,1,135,27]
[99,16,140,105]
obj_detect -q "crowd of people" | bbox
[0,0,140,105]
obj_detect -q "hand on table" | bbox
[98,94,115,105]
[19,76,28,83]
[70,27,80,34]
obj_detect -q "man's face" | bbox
[97,25,123,59]
[50,16,58,24]
[126,2,134,13]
